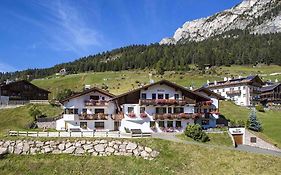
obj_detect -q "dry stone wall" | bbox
[0,140,159,160]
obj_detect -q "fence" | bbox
[8,130,152,138]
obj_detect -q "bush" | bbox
[255,104,265,112]
[56,89,75,101]
[184,124,209,142]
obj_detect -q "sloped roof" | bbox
[261,83,281,92]
[111,79,210,102]
[0,80,50,93]
[194,87,225,100]
[207,75,264,88]
[60,87,115,103]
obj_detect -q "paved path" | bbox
[152,133,281,157]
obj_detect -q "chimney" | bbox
[214,81,217,85]
[275,79,279,83]
[224,77,227,81]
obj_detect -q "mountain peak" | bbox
[160,0,281,44]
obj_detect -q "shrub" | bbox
[255,104,265,112]
[184,124,209,142]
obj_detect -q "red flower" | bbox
[128,113,136,118]
[140,113,147,118]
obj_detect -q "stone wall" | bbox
[0,140,159,160]
[36,121,56,129]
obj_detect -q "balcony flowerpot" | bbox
[140,113,148,118]
[128,113,136,118]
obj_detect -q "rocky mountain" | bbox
[160,0,281,44]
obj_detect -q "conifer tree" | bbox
[248,109,262,132]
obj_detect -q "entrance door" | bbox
[114,121,120,131]
[233,134,243,145]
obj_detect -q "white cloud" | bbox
[9,0,104,55]
[0,62,16,73]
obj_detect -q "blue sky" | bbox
[0,0,241,72]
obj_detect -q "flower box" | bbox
[140,113,148,118]
[128,113,136,118]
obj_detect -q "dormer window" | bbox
[90,95,99,100]
[165,94,169,99]
[174,94,179,100]
[152,93,156,99]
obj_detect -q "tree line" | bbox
[1,30,281,82]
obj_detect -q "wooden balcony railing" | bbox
[153,113,202,120]
[79,113,109,120]
[111,113,124,121]
[139,99,193,106]
[84,100,108,106]
[226,90,241,95]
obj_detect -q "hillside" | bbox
[31,65,281,98]
[160,0,281,44]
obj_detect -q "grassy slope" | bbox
[176,132,233,147]
[0,104,62,136]
[220,101,281,148]
[1,139,281,175]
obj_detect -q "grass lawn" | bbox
[176,132,233,147]
[0,104,62,137]
[220,101,281,148]
[0,138,281,175]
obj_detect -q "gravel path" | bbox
[152,133,281,157]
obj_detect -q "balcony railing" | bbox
[84,100,108,106]
[250,89,261,94]
[139,99,193,106]
[111,113,124,121]
[79,113,109,120]
[226,90,241,95]
[153,113,202,120]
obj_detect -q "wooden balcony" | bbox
[226,90,241,95]
[153,113,202,120]
[111,113,124,121]
[84,100,108,106]
[139,99,193,106]
[79,113,109,120]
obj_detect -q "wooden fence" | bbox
[8,130,152,138]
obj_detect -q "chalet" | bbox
[56,87,118,131]
[260,83,281,106]
[56,80,217,132]
[0,80,50,104]
[112,80,214,132]
[206,75,264,106]
[194,87,225,128]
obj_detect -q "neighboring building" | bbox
[260,83,281,106]
[56,68,67,76]
[194,87,225,128]
[206,76,264,106]
[0,80,50,104]
[56,87,118,131]
[112,80,213,132]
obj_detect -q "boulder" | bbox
[63,146,76,154]
[82,144,93,150]
[58,143,65,150]
[105,147,115,153]
[75,147,85,154]
[144,147,152,153]
[126,142,137,150]
[94,144,105,152]
[0,147,8,156]
[150,150,159,158]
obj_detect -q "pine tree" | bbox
[248,109,262,132]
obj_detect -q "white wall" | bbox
[140,84,183,99]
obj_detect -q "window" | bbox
[140,107,145,113]
[158,121,164,127]
[174,107,184,114]
[82,108,87,114]
[243,86,246,90]
[141,93,147,99]
[202,119,209,125]
[176,121,182,127]
[165,94,169,99]
[95,108,105,114]
[95,122,104,129]
[167,121,173,127]
[101,96,105,100]
[150,121,156,127]
[158,94,164,99]
[90,95,99,100]
[238,87,241,90]
[156,107,167,114]
[152,93,156,99]
[203,109,208,113]
[74,109,78,114]
[80,122,87,129]
[222,89,225,92]
[168,107,172,113]
[128,107,134,113]
[174,94,179,100]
